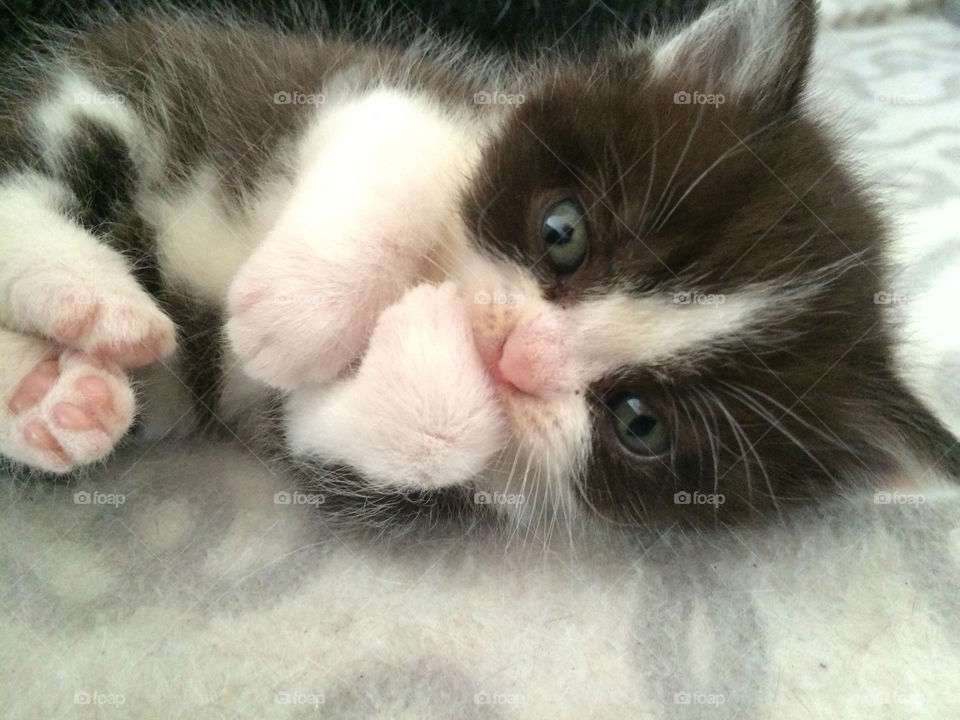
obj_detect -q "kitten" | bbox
[0,0,955,531]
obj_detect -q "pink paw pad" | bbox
[7,359,59,413]
[4,351,135,473]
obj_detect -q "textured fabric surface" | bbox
[2,10,960,720]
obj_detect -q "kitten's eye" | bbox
[610,395,669,456]
[542,199,588,273]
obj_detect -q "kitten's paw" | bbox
[285,282,508,488]
[51,285,175,368]
[2,348,136,473]
[226,242,404,390]
[11,272,176,368]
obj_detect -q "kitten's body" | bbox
[0,1,956,533]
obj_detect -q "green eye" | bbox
[610,395,670,456]
[542,198,588,273]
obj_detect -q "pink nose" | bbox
[496,320,567,397]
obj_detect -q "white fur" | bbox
[226,88,483,390]
[34,72,163,184]
[145,169,290,304]
[570,286,804,375]
[0,172,176,361]
[286,283,507,488]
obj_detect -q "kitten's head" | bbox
[449,0,958,525]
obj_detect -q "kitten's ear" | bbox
[650,0,818,115]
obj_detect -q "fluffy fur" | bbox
[0,0,956,533]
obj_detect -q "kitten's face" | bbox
[449,0,953,525]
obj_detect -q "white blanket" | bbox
[2,11,959,719]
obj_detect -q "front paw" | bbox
[1,347,136,473]
[225,239,409,390]
[284,282,508,489]
[10,268,176,368]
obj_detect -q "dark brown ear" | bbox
[650,0,818,115]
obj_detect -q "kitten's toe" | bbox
[2,348,136,472]
[12,275,176,368]
[60,289,177,368]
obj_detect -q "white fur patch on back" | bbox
[144,168,288,304]
[33,72,163,183]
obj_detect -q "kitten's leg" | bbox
[0,328,136,473]
[0,173,176,367]
[226,90,479,389]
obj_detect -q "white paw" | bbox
[225,238,407,390]
[1,348,136,473]
[285,282,508,489]
[9,268,176,368]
